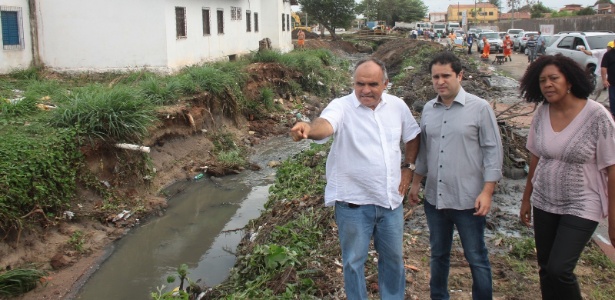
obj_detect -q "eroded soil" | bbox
[3,37,611,300]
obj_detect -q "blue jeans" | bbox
[533,207,598,300]
[424,201,492,300]
[609,85,615,118]
[528,47,537,63]
[335,201,405,300]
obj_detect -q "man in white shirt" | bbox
[290,58,421,299]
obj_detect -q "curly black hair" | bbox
[519,54,594,103]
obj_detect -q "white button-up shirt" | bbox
[316,92,420,209]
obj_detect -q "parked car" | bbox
[545,31,615,81]
[506,28,524,39]
[477,32,504,53]
[498,32,507,39]
[513,31,539,52]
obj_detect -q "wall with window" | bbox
[259,0,292,53]
[165,0,292,70]
[1,0,293,73]
[0,0,32,73]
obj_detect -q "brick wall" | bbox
[497,14,615,33]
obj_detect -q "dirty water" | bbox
[75,136,310,300]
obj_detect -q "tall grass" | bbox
[49,84,156,143]
[0,268,48,297]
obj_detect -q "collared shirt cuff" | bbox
[484,169,502,182]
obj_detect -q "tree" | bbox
[299,0,355,40]
[576,7,596,16]
[355,0,427,25]
[530,2,551,18]
[489,0,501,10]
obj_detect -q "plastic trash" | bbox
[194,173,204,180]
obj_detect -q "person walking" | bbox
[526,35,538,63]
[519,54,615,300]
[581,41,613,95]
[290,58,421,300]
[466,33,474,54]
[409,51,503,300]
[297,29,306,50]
[536,31,546,55]
[601,40,615,117]
[503,35,513,61]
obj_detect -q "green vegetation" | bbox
[0,268,48,297]
[509,236,536,259]
[0,49,348,240]
[68,230,86,252]
[208,142,330,298]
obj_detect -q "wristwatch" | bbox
[401,163,416,171]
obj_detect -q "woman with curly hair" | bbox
[519,54,615,299]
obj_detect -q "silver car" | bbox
[477,32,504,53]
[513,31,539,52]
[546,31,615,86]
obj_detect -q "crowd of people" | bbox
[290,37,615,299]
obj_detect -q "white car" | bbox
[545,31,615,85]
[477,32,504,53]
[513,31,539,52]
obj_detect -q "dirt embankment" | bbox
[2,38,368,300]
[7,37,603,300]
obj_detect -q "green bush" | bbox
[49,84,156,143]
[0,126,81,232]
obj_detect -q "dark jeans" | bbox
[467,43,473,54]
[424,202,492,300]
[533,207,598,300]
[608,85,615,118]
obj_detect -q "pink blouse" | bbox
[526,99,615,222]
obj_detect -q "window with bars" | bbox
[231,7,242,21]
[202,8,210,35]
[175,7,186,38]
[1,6,24,50]
[246,10,251,32]
[254,13,259,32]
[286,14,290,31]
[217,9,224,34]
[281,13,285,31]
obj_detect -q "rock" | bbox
[50,253,72,270]
[503,166,526,180]
[267,161,281,168]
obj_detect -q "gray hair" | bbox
[353,58,389,83]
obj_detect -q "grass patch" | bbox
[0,268,48,298]
[49,84,156,143]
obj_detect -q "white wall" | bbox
[1,0,293,74]
[0,0,33,73]
[163,0,293,71]
[260,0,293,53]
[36,0,168,73]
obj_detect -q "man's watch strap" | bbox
[401,163,416,171]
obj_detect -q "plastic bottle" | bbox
[194,173,204,180]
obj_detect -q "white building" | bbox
[0,0,295,74]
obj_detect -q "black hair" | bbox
[519,54,593,103]
[428,51,463,75]
[354,58,389,82]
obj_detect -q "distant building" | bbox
[594,2,615,14]
[1,0,295,74]
[429,12,446,23]
[499,11,532,20]
[560,4,584,12]
[448,3,498,24]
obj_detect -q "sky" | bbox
[427,0,598,13]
